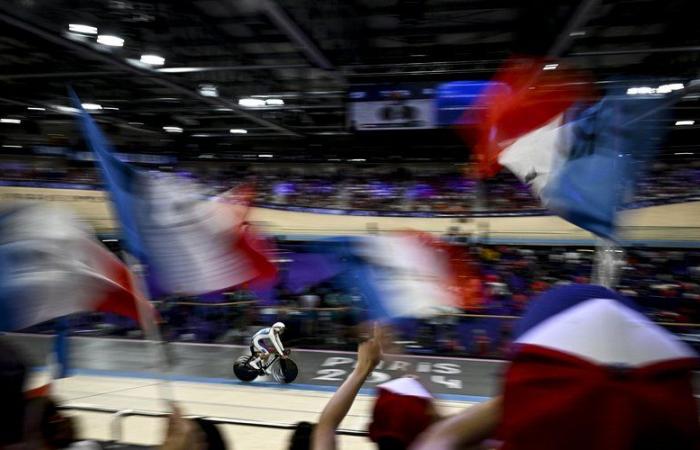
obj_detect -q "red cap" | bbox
[368,377,436,446]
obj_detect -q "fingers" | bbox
[373,322,385,350]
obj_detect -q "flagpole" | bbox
[123,252,175,405]
[591,238,623,288]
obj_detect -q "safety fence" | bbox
[26,300,700,360]
[58,403,367,442]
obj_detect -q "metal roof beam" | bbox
[256,0,346,85]
[0,6,301,137]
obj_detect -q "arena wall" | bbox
[1,186,699,243]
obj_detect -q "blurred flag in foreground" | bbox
[0,203,149,331]
[70,91,276,296]
[467,59,668,239]
[320,233,481,319]
[501,284,699,450]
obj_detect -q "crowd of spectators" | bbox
[2,156,698,214]
[37,244,700,360]
[4,284,698,449]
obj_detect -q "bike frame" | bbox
[259,353,281,371]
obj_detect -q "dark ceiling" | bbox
[0,0,698,161]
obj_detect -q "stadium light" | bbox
[27,107,46,111]
[2,144,23,148]
[543,63,559,71]
[140,54,165,66]
[198,84,218,97]
[238,98,266,107]
[158,67,205,73]
[675,120,695,126]
[257,154,273,158]
[628,83,684,96]
[1,118,21,124]
[96,35,124,47]
[68,24,98,35]
[657,83,684,94]
[54,105,79,114]
[163,126,183,133]
[265,98,285,106]
[230,129,247,134]
[81,103,102,110]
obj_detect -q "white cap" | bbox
[377,377,433,399]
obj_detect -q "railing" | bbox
[59,404,367,444]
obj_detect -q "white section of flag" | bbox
[358,234,458,317]
[378,377,433,399]
[133,173,257,294]
[0,204,139,329]
[497,113,567,196]
[516,298,696,366]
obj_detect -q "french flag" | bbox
[0,203,150,331]
[326,233,479,319]
[500,284,699,450]
[468,59,668,239]
[70,91,276,297]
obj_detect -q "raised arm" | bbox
[312,324,383,450]
[409,396,502,450]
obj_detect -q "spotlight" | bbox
[68,24,98,35]
[97,35,124,47]
[238,98,265,107]
[140,54,165,66]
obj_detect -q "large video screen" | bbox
[435,81,508,126]
[348,83,437,131]
[347,81,508,131]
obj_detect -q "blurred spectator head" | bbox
[24,397,77,449]
[0,339,27,446]
[368,377,437,449]
[193,418,227,450]
[288,421,314,450]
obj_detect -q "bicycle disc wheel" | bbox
[233,355,258,382]
[270,358,299,384]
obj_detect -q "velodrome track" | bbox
[6,333,500,449]
[5,333,700,449]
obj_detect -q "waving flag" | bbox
[468,60,668,239]
[317,234,476,319]
[501,284,699,450]
[0,203,149,331]
[70,91,276,296]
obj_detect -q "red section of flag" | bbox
[234,225,278,285]
[217,183,278,290]
[87,240,152,323]
[217,183,256,225]
[458,58,594,177]
[403,231,484,311]
[442,243,484,311]
[500,345,700,450]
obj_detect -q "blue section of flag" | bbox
[69,90,146,260]
[283,253,345,294]
[307,237,386,321]
[542,94,668,239]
